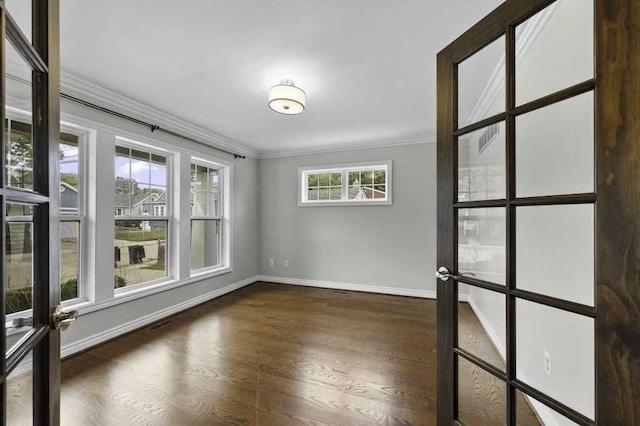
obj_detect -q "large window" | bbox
[298,161,392,206]
[190,162,222,272]
[114,144,169,288]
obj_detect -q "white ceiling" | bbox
[9,0,503,156]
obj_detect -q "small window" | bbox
[299,161,392,206]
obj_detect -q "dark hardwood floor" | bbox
[7,282,540,425]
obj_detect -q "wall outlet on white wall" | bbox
[544,350,552,377]
[269,258,274,266]
[284,259,289,267]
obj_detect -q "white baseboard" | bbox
[257,275,437,299]
[60,275,258,359]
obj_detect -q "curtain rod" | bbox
[60,93,247,159]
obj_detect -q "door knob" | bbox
[51,306,78,331]
[435,266,453,281]
[435,266,475,282]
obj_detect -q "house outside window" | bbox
[114,143,170,289]
[298,161,392,206]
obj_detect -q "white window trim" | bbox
[4,106,237,324]
[3,113,90,328]
[190,156,232,276]
[113,137,174,294]
[298,160,393,206]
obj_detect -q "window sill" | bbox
[67,266,233,317]
[298,199,392,207]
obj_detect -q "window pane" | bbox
[458,283,506,372]
[373,170,386,184]
[307,188,319,200]
[5,119,34,190]
[361,170,373,185]
[150,153,167,187]
[195,165,208,191]
[60,136,80,214]
[457,355,507,425]
[516,299,594,420]
[6,355,33,425]
[458,208,506,285]
[191,220,220,271]
[207,191,219,216]
[458,36,505,127]
[318,187,331,201]
[146,185,167,217]
[308,173,319,188]
[330,173,341,186]
[209,169,219,190]
[516,92,594,197]
[115,220,167,288]
[516,0,594,105]
[131,156,150,191]
[5,37,34,190]
[115,147,131,214]
[516,204,594,306]
[194,190,208,216]
[458,122,506,202]
[348,171,360,185]
[6,204,34,318]
[60,221,80,301]
[318,173,330,186]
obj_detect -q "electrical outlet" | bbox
[269,258,274,266]
[284,259,289,267]
[544,350,552,377]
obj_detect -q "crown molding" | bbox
[59,71,258,158]
[258,134,436,159]
[465,3,558,125]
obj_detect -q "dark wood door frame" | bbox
[0,0,61,424]
[436,0,640,424]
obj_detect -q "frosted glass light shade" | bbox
[268,80,305,115]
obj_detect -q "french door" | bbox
[0,0,67,424]
[436,0,639,425]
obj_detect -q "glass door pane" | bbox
[516,0,594,105]
[458,36,506,127]
[457,355,507,425]
[516,299,595,420]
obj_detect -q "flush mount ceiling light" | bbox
[268,79,306,115]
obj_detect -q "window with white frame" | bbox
[3,118,83,317]
[190,162,222,272]
[114,143,169,288]
[298,161,392,205]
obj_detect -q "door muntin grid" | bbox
[450,0,596,424]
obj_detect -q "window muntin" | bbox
[299,161,392,205]
[114,144,169,288]
[190,162,222,272]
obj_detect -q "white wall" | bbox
[463,1,595,424]
[258,143,437,295]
